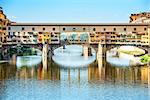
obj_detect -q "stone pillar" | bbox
[83,45,88,59]
[97,43,106,58]
[42,44,48,70]
[97,42,107,80]
[88,47,92,56]
[82,45,92,59]
[97,43,103,58]
[11,54,17,65]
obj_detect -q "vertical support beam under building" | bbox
[42,44,48,70]
[97,43,107,58]
[11,54,17,65]
[82,45,92,59]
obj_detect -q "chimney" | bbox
[0,7,2,10]
[0,7,3,13]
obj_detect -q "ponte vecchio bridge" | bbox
[4,23,150,51]
[0,23,150,68]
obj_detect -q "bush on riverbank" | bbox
[0,47,38,60]
[18,48,37,56]
[141,55,150,63]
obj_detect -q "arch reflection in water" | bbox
[52,45,96,67]
[16,56,42,67]
[1,54,149,84]
[88,58,150,84]
[0,58,150,100]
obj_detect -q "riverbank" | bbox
[107,46,149,66]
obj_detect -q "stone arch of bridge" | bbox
[0,44,43,59]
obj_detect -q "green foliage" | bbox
[141,55,150,63]
[7,46,37,56]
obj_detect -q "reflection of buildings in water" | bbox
[0,58,150,86]
[148,67,150,85]
[15,61,61,80]
[105,65,149,84]
[37,64,43,80]
[68,68,70,81]
[38,61,61,80]
[141,67,148,84]
[98,57,106,80]
[88,57,106,81]
[88,57,150,85]
[16,66,37,79]
[60,68,88,83]
[0,63,16,80]
[0,64,14,99]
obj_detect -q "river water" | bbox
[0,55,150,100]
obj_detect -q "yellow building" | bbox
[0,7,9,45]
[38,32,51,44]
[141,28,150,46]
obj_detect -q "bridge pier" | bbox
[97,43,107,58]
[82,45,92,59]
[11,54,17,65]
[42,44,48,70]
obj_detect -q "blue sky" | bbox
[0,0,149,23]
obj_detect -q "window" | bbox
[113,28,116,31]
[63,28,66,31]
[134,28,136,31]
[103,28,106,31]
[83,28,86,31]
[32,27,35,31]
[39,32,42,34]
[53,28,55,31]
[22,27,25,31]
[93,28,96,31]
[8,27,11,30]
[13,32,15,36]
[73,28,76,31]
[124,28,126,31]
[144,28,147,31]
[2,27,6,30]
[43,28,45,31]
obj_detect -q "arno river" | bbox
[0,55,150,100]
